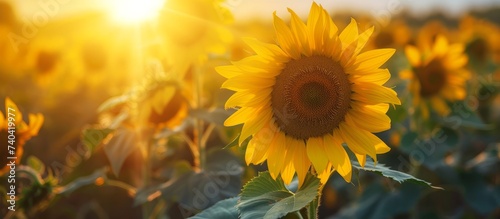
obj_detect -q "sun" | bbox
[108,0,164,24]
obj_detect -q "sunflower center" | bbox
[300,82,328,108]
[271,55,351,139]
[416,58,447,97]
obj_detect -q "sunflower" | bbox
[0,98,44,175]
[401,35,471,119]
[217,3,400,185]
[367,19,411,50]
[458,15,500,64]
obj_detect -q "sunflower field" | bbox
[1,0,499,218]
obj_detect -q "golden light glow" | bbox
[108,0,164,24]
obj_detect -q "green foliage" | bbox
[352,160,439,188]
[81,127,114,153]
[189,197,239,219]
[238,172,320,219]
[335,182,424,219]
[27,156,45,174]
[56,168,108,195]
[134,150,243,211]
[102,128,137,176]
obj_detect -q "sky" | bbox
[229,0,500,20]
[9,0,500,22]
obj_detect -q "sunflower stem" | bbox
[141,129,153,219]
[308,195,320,219]
[193,65,206,171]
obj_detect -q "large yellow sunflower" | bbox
[401,35,471,119]
[0,98,44,175]
[217,3,400,186]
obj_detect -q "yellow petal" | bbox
[352,49,395,72]
[340,18,359,51]
[216,65,243,78]
[432,35,449,57]
[430,97,451,116]
[250,127,276,164]
[399,70,414,80]
[242,37,288,62]
[306,137,329,174]
[240,107,272,145]
[355,26,374,56]
[347,106,391,133]
[225,88,271,109]
[28,113,44,136]
[353,68,391,85]
[267,132,287,179]
[232,56,283,77]
[317,162,333,185]
[351,82,401,105]
[306,2,322,50]
[405,45,421,66]
[224,107,257,126]
[355,153,366,167]
[281,137,298,184]
[324,134,352,182]
[5,97,23,125]
[273,12,300,59]
[287,8,311,56]
[221,75,275,91]
[291,138,310,188]
[339,122,377,162]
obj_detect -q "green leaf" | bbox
[134,150,243,211]
[238,172,320,219]
[335,182,423,219]
[440,101,492,129]
[56,168,107,195]
[189,197,239,219]
[103,128,137,176]
[352,160,440,189]
[26,156,45,174]
[81,128,114,153]
[461,172,499,215]
[189,108,235,126]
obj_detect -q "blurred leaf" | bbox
[56,168,107,195]
[400,131,418,153]
[333,182,423,219]
[461,172,499,215]
[189,108,235,126]
[440,101,492,129]
[332,182,385,219]
[438,127,459,147]
[238,171,320,219]
[103,128,137,176]
[82,128,114,153]
[399,128,460,169]
[189,197,239,219]
[27,156,45,174]
[352,160,440,189]
[134,150,243,211]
